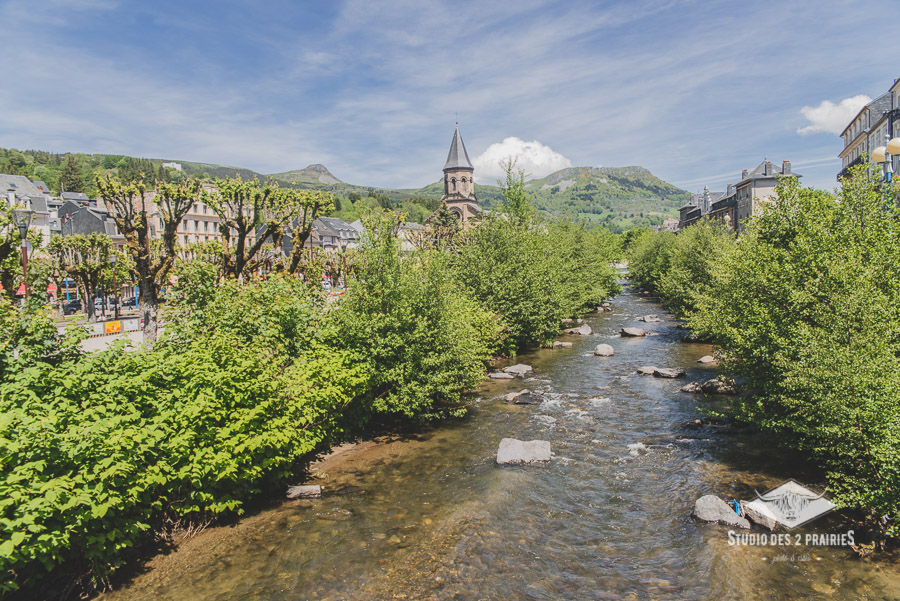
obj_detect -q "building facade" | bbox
[679,160,797,233]
[427,125,481,225]
[838,78,900,180]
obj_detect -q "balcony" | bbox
[838,155,865,181]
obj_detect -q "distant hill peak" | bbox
[268,164,341,186]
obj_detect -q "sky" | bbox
[1,0,899,193]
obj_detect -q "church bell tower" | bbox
[434,124,480,223]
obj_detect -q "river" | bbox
[100,285,900,600]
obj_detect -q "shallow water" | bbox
[101,287,900,601]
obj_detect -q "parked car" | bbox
[121,297,138,309]
[62,299,82,315]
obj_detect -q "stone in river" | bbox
[621,327,646,337]
[653,367,686,379]
[637,366,657,375]
[593,344,614,357]
[503,364,533,376]
[490,372,515,380]
[496,438,552,465]
[692,494,750,529]
[553,341,573,348]
[504,389,542,404]
[564,324,593,336]
[287,484,322,499]
[700,378,736,395]
[697,355,717,364]
[681,381,703,393]
[741,499,779,531]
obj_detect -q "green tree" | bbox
[48,234,112,321]
[690,172,900,545]
[95,175,200,342]
[59,154,84,193]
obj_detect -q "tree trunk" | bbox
[139,279,159,344]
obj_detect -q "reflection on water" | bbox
[101,288,900,601]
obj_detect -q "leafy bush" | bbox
[329,211,497,418]
[0,281,367,594]
[690,174,900,542]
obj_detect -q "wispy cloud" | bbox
[0,0,896,192]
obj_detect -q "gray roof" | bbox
[318,216,359,236]
[443,125,474,171]
[1,174,51,214]
[32,180,50,194]
[61,191,90,201]
[400,221,426,231]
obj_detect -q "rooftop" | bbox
[443,125,473,171]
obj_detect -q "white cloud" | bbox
[798,95,871,135]
[472,137,573,184]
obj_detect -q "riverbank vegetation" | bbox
[627,168,900,548]
[0,167,621,597]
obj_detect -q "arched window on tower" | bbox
[451,177,457,192]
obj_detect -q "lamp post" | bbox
[10,193,34,300]
[110,253,119,320]
[872,135,900,195]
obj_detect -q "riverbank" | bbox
[97,286,900,601]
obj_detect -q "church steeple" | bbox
[444,124,474,171]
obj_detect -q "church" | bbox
[427,125,481,225]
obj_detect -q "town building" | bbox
[427,125,481,225]
[837,78,900,181]
[679,160,797,233]
[3,175,52,246]
[162,162,183,171]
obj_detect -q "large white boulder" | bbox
[496,438,552,465]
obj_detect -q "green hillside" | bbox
[0,147,686,232]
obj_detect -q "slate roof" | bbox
[32,180,50,194]
[61,191,90,201]
[443,125,474,171]
[1,174,51,214]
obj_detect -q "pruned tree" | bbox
[48,233,111,321]
[285,189,335,274]
[95,175,200,342]
[202,178,299,280]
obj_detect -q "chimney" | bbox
[764,161,773,176]
[726,183,734,195]
[741,169,748,179]
[782,160,791,175]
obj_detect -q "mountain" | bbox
[521,166,689,231]
[0,146,687,232]
[267,164,343,186]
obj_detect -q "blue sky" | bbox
[1,0,898,193]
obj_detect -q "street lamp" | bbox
[872,135,900,189]
[109,253,119,319]
[9,192,34,299]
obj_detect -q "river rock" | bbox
[601,302,611,308]
[638,315,661,323]
[700,378,736,395]
[593,344,614,357]
[697,355,717,364]
[653,367,686,379]
[504,389,542,404]
[489,372,515,380]
[621,327,646,337]
[681,381,703,393]
[504,364,533,376]
[692,495,750,529]
[553,341,573,348]
[287,484,322,499]
[741,499,779,531]
[637,366,657,375]
[564,324,593,336]
[496,438,552,465]
[561,318,576,324]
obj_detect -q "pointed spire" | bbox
[444,125,473,170]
